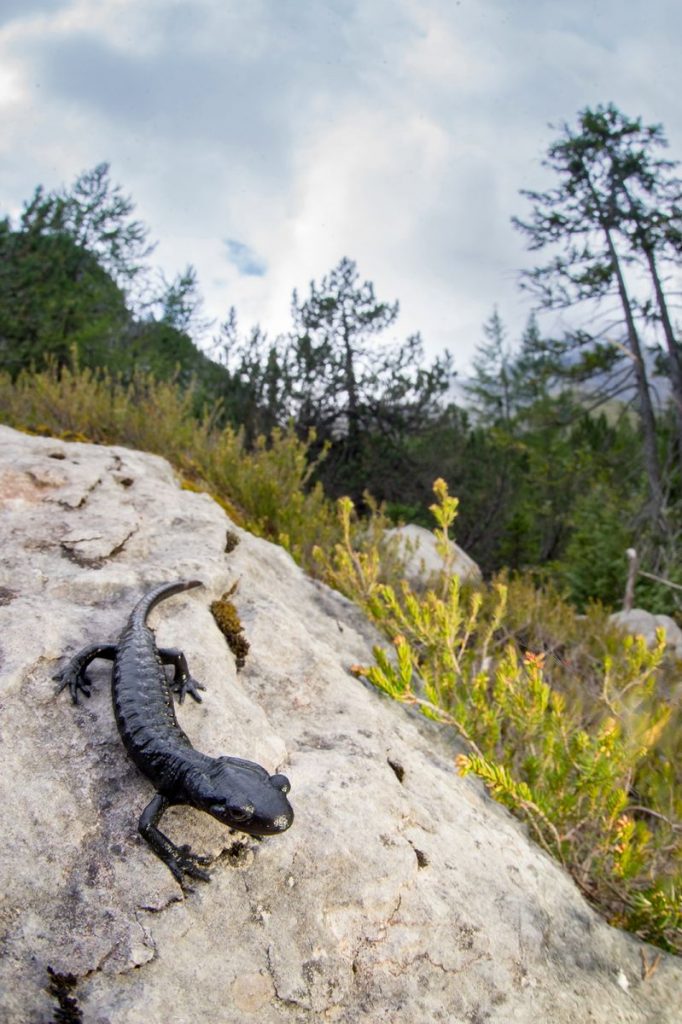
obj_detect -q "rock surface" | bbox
[0,423,679,1024]
[611,608,682,659]
[384,523,481,589]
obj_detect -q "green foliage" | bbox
[465,307,515,425]
[321,480,682,954]
[384,500,433,528]
[3,160,674,613]
[3,149,680,616]
[154,264,209,337]
[436,306,656,605]
[0,166,250,425]
[0,358,201,451]
[557,484,634,608]
[624,884,682,950]
[21,162,154,290]
[0,164,157,377]
[381,300,662,609]
[287,258,452,502]
[513,103,681,320]
[0,221,130,375]
[218,258,453,504]
[513,102,682,521]
[193,426,341,562]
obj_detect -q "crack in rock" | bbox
[137,892,184,915]
[265,945,309,1010]
[60,527,138,568]
[49,472,105,511]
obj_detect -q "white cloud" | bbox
[0,62,23,108]
[402,6,499,93]
[0,0,680,371]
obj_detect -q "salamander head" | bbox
[194,756,293,836]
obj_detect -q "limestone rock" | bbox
[384,523,481,589]
[0,424,679,1024]
[610,608,682,659]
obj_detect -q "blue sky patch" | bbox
[224,239,267,277]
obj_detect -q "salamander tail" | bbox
[131,580,204,627]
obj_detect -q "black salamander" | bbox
[54,580,293,885]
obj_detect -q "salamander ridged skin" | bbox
[113,584,195,791]
[55,580,294,886]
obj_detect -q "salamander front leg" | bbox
[54,644,117,704]
[158,647,206,704]
[139,793,212,887]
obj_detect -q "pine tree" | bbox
[512,103,682,522]
[466,308,515,425]
[286,257,452,497]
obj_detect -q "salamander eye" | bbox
[209,802,253,822]
[229,804,254,822]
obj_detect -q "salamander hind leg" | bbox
[54,644,117,705]
[159,647,206,704]
[139,794,212,888]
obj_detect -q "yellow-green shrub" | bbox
[316,480,681,954]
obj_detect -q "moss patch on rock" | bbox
[210,586,250,669]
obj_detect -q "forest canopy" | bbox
[1,104,680,615]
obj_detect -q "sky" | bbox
[0,0,680,373]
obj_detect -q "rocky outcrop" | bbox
[384,523,481,589]
[0,424,679,1024]
[611,608,682,659]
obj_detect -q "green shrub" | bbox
[553,483,634,609]
[316,480,682,954]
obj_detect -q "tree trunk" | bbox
[603,227,665,522]
[644,246,682,467]
[342,313,360,456]
[575,153,666,523]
